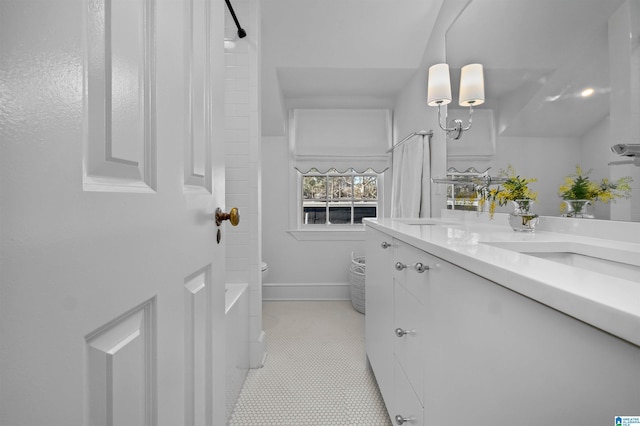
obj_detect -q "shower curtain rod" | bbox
[225,0,247,39]
[387,130,433,153]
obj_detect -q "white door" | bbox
[0,0,229,425]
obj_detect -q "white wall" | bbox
[581,117,614,220]
[262,135,365,296]
[392,0,470,218]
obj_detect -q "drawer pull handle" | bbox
[395,414,414,425]
[395,262,430,273]
[381,241,391,249]
[395,262,406,271]
[395,328,414,338]
[414,262,429,273]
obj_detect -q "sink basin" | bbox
[482,241,640,283]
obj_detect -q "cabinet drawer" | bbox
[394,242,440,304]
[393,282,425,404]
[392,356,424,426]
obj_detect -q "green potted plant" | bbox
[478,165,539,231]
[558,165,632,218]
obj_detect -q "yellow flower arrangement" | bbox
[558,165,632,205]
[478,165,538,218]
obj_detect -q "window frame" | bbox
[288,168,385,241]
[300,169,380,227]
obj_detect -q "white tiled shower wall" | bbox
[224,0,265,367]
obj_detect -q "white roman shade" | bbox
[290,109,392,173]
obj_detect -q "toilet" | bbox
[260,262,269,281]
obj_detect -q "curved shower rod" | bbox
[225,0,247,39]
[387,130,433,153]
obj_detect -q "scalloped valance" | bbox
[294,155,389,174]
[290,109,391,174]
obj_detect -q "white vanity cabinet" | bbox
[365,224,640,426]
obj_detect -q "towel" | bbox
[391,135,426,218]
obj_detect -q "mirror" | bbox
[445,0,640,221]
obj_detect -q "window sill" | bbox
[288,228,366,241]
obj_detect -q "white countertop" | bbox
[365,215,640,347]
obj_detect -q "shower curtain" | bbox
[390,134,428,218]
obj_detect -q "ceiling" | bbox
[260,0,444,136]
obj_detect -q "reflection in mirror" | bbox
[444,0,640,221]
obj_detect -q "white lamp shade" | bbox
[427,63,452,106]
[459,63,485,106]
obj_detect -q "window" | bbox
[287,108,391,239]
[301,168,379,226]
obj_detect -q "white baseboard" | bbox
[262,282,350,301]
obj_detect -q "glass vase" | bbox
[561,199,594,219]
[509,199,539,232]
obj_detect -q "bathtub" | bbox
[225,283,249,422]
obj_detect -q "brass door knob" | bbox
[215,207,240,226]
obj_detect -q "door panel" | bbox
[184,267,211,426]
[0,0,227,425]
[185,0,214,191]
[85,0,157,191]
[86,299,155,426]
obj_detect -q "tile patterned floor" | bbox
[228,301,392,426]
